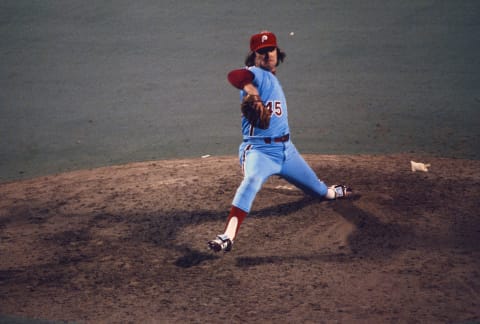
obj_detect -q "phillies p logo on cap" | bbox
[250,31,277,52]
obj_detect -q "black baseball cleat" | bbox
[331,184,353,199]
[208,234,233,252]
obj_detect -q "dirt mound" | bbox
[1,154,479,323]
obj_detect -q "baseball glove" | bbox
[241,94,272,129]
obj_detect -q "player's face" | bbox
[255,47,278,71]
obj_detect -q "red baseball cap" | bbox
[250,31,277,52]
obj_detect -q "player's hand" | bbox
[241,94,272,129]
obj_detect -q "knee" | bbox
[241,175,264,193]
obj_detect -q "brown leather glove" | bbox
[240,94,272,129]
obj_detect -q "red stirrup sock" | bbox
[223,205,248,241]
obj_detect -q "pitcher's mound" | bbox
[1,154,479,323]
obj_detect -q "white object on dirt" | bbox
[411,160,431,172]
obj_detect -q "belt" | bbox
[243,134,290,144]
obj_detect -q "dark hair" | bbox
[244,47,286,67]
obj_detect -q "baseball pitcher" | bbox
[208,31,352,252]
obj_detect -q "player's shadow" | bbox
[174,247,218,268]
[331,198,413,256]
[135,194,411,268]
[171,197,318,268]
[235,198,413,268]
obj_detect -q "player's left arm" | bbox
[242,83,259,97]
[228,69,254,89]
[228,70,259,98]
[228,68,269,126]
[227,69,260,98]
